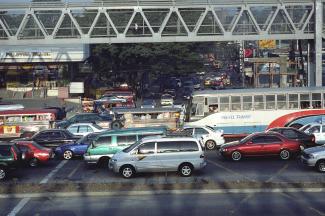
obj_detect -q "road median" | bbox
[1,181,325,195]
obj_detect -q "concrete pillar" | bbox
[315,0,323,86]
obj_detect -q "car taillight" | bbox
[312,135,315,142]
[11,147,17,160]
[200,154,205,158]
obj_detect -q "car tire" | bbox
[0,166,6,180]
[205,140,216,150]
[231,151,242,161]
[63,150,73,160]
[316,160,325,172]
[120,165,135,178]
[29,158,39,167]
[111,121,122,130]
[279,149,290,160]
[178,163,193,177]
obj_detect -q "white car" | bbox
[300,123,325,145]
[183,125,225,150]
[66,123,107,136]
[160,94,174,106]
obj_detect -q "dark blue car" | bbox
[55,133,100,160]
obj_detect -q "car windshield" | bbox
[162,95,172,99]
[143,100,153,105]
[122,140,141,153]
[205,126,216,132]
[92,124,103,130]
[239,133,255,144]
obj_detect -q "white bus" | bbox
[187,87,325,134]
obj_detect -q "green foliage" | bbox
[91,42,208,81]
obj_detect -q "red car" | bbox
[219,132,301,161]
[14,141,54,167]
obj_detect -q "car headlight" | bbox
[220,148,228,152]
[308,154,315,159]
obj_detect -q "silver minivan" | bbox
[109,136,207,178]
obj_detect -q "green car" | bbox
[83,126,167,166]
[0,142,23,180]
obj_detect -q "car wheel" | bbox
[120,165,135,179]
[63,150,73,160]
[279,149,290,160]
[111,121,122,130]
[205,140,216,150]
[316,160,325,172]
[0,167,6,180]
[231,151,242,161]
[29,158,39,167]
[179,163,193,177]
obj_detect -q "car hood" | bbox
[221,141,241,148]
[303,145,325,154]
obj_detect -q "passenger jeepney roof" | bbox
[192,87,325,96]
[111,107,181,113]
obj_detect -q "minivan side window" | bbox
[0,145,11,156]
[94,136,112,146]
[138,142,155,154]
[117,135,137,146]
[157,141,179,153]
[180,141,199,152]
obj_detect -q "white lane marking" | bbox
[6,160,68,215]
[40,160,68,184]
[1,187,325,199]
[67,162,82,179]
[207,159,256,181]
[265,163,289,183]
[7,198,30,216]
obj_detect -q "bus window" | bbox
[266,95,275,110]
[208,97,218,113]
[219,96,229,111]
[300,93,310,109]
[311,93,321,109]
[254,95,264,110]
[277,94,287,109]
[243,96,252,110]
[231,96,241,111]
[195,103,204,116]
[289,94,298,109]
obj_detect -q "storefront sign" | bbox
[4,52,52,59]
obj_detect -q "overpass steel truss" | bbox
[0,0,320,45]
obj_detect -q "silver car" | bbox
[301,145,325,172]
[109,136,207,178]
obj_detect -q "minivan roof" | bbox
[140,136,199,143]
[97,126,167,136]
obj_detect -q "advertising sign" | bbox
[259,40,276,49]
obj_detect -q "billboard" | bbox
[259,40,276,49]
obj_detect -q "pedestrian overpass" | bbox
[0,0,324,85]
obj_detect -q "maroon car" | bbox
[14,141,54,167]
[219,132,301,161]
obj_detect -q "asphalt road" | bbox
[4,151,325,185]
[2,191,325,216]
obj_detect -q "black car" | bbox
[55,113,118,129]
[267,127,316,148]
[14,129,80,149]
[0,142,24,180]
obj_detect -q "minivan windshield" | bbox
[122,140,141,153]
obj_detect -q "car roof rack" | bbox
[165,130,192,137]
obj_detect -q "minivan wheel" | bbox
[179,163,193,177]
[63,150,73,160]
[120,165,135,178]
[279,149,290,160]
[316,160,325,172]
[205,140,216,150]
[231,151,242,161]
[0,167,6,180]
[29,158,39,167]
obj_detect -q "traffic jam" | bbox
[1,82,325,182]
